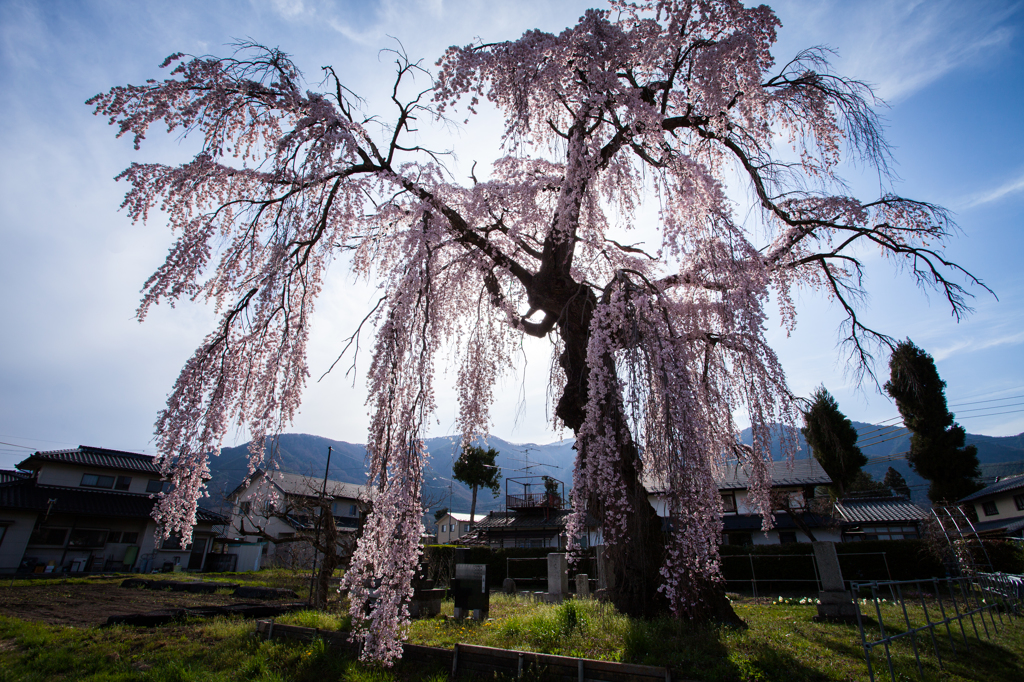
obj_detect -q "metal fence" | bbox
[851,573,1024,681]
[721,552,892,598]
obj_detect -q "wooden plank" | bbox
[257,624,694,682]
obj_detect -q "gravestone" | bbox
[547,553,568,602]
[812,541,858,622]
[575,573,590,597]
[452,562,488,620]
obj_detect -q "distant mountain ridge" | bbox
[209,433,577,516]
[738,422,1024,504]
[206,424,1023,511]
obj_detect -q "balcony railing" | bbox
[507,493,563,510]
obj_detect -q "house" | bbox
[959,475,1024,538]
[467,477,602,550]
[0,446,227,574]
[227,469,368,565]
[436,511,476,544]
[832,495,930,541]
[647,458,838,546]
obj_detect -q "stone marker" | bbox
[575,573,590,598]
[812,541,858,622]
[547,553,568,602]
[502,577,517,594]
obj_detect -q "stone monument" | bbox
[812,541,858,622]
[575,573,590,598]
[547,553,568,603]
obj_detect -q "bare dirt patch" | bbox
[0,578,299,627]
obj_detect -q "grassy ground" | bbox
[1,584,1022,681]
[0,615,445,682]
[399,594,1024,681]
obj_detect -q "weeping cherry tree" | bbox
[89,0,986,664]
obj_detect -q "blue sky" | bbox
[1,0,1022,469]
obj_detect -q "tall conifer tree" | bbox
[884,340,981,503]
[801,386,867,497]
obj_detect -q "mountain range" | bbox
[204,424,1024,513]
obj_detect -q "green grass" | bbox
[404,593,1024,681]
[0,614,443,682]
[1,588,1022,681]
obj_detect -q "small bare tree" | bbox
[233,477,368,608]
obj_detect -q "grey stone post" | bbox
[575,573,590,597]
[547,553,568,602]
[812,541,857,622]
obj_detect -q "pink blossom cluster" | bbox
[92,0,983,659]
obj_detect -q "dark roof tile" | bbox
[834,496,929,524]
[960,475,1024,503]
[17,446,161,474]
[0,478,225,525]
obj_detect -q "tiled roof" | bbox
[237,469,368,501]
[973,516,1024,535]
[0,469,30,484]
[646,458,832,493]
[834,496,929,524]
[0,478,225,524]
[472,509,599,530]
[960,475,1024,503]
[721,512,833,531]
[17,446,162,474]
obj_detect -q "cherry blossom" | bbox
[91,1,986,663]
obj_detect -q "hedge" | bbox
[421,545,599,591]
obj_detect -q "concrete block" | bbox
[575,573,590,597]
[547,553,569,595]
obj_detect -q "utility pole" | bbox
[308,446,332,607]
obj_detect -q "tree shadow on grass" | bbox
[620,616,840,682]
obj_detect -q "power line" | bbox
[858,431,910,449]
[958,408,1024,419]
[856,425,909,444]
[955,401,1024,414]
[949,394,1024,408]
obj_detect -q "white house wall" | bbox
[0,511,39,572]
[33,462,163,495]
[972,492,1024,525]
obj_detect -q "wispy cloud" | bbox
[961,170,1024,208]
[774,0,1021,103]
[932,330,1024,361]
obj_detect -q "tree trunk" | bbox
[552,290,743,625]
[314,510,339,609]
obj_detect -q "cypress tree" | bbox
[883,467,912,498]
[801,386,867,497]
[884,340,981,503]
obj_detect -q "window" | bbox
[350,504,358,516]
[68,529,107,548]
[28,527,68,546]
[239,500,252,514]
[982,501,999,516]
[146,479,165,493]
[81,474,115,488]
[107,531,122,543]
[0,525,7,549]
[726,532,753,547]
[161,534,193,551]
[463,524,471,533]
[121,532,139,544]
[441,524,447,532]
[778,531,798,544]
[721,493,737,513]
[1014,494,1024,512]
[115,476,132,491]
